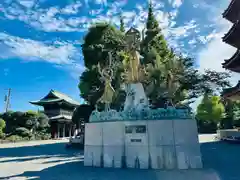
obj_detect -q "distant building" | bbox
[222,0,240,100]
[30,90,80,139]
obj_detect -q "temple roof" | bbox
[222,81,240,100]
[49,114,72,121]
[222,21,240,49]
[126,27,140,34]
[223,0,240,23]
[222,50,240,73]
[30,90,80,107]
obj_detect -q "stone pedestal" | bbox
[84,119,202,169]
[123,83,149,111]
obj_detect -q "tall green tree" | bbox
[79,22,126,107]
[221,99,234,129]
[196,94,225,133]
[78,7,232,111]
[82,22,125,68]
[120,15,125,33]
[141,1,169,64]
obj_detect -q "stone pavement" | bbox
[0,135,238,180]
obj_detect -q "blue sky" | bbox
[0,0,238,112]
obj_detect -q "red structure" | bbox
[222,0,240,100]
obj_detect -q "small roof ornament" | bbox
[125,27,141,50]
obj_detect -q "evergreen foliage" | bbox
[120,15,125,32]
[0,111,50,140]
[196,94,225,133]
[78,3,231,111]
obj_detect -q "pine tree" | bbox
[146,0,160,36]
[120,15,125,33]
[141,0,169,65]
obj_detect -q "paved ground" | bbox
[0,135,239,180]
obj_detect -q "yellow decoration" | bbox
[123,48,145,83]
[97,64,115,111]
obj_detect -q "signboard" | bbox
[125,125,146,134]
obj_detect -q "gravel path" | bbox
[0,134,238,180]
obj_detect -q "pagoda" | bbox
[222,0,240,100]
[30,90,80,139]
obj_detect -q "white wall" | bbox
[84,119,202,169]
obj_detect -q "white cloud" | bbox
[168,0,183,8]
[61,1,82,15]
[3,68,9,76]
[169,20,197,38]
[190,0,240,111]
[0,32,85,79]
[0,33,80,65]
[0,0,192,36]
[0,2,81,32]
[64,63,86,79]
[18,0,35,8]
[95,0,107,6]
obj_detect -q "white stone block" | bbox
[103,122,124,146]
[148,120,174,146]
[174,119,199,145]
[163,145,176,169]
[123,83,148,111]
[84,145,103,167]
[148,146,164,169]
[103,146,123,168]
[85,123,103,146]
[124,121,148,146]
[176,145,202,169]
[84,145,93,166]
[125,145,149,169]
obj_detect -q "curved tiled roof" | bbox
[30,89,80,107]
[223,0,237,23]
[222,50,240,67]
[222,81,240,97]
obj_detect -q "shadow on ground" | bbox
[0,142,81,163]
[1,160,217,180]
[1,141,240,180]
[201,140,240,180]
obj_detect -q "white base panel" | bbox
[84,119,202,170]
[103,146,123,168]
[125,145,148,169]
[84,145,102,167]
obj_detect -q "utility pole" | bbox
[4,88,11,113]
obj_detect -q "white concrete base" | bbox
[84,119,202,170]
[217,129,240,141]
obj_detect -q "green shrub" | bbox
[6,135,23,142]
[22,137,30,141]
[0,132,5,139]
[35,132,51,140]
[0,118,6,137]
[14,127,32,138]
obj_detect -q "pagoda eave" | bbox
[222,50,240,72]
[222,0,239,23]
[223,67,240,73]
[222,22,240,49]
[222,81,240,101]
[222,91,240,101]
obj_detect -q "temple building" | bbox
[222,0,240,100]
[30,90,80,139]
